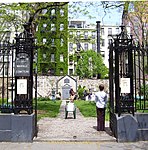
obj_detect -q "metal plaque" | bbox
[15,53,30,76]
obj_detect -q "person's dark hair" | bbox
[99,84,104,91]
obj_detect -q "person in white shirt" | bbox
[95,84,108,131]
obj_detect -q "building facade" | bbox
[36,4,68,76]
[68,20,131,75]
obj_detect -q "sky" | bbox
[68,1,123,26]
[1,0,123,26]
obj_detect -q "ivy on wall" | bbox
[36,4,68,76]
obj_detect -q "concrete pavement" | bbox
[0,100,148,149]
[35,100,115,142]
[0,141,148,150]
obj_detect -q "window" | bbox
[43,38,46,44]
[35,39,37,44]
[43,53,46,59]
[101,28,104,35]
[36,26,38,31]
[69,60,73,65]
[108,39,112,45]
[69,43,73,52]
[51,24,56,31]
[77,24,82,28]
[92,31,96,39]
[69,69,73,75]
[101,51,105,57]
[69,31,73,37]
[76,31,80,38]
[51,53,55,62]
[60,9,64,16]
[60,54,64,62]
[84,43,88,51]
[76,43,81,51]
[108,28,112,35]
[61,38,64,46]
[69,31,73,35]
[101,39,105,47]
[60,24,64,31]
[64,78,69,83]
[51,9,55,15]
[51,39,55,47]
[60,68,63,74]
[69,55,73,65]
[43,24,47,28]
[49,69,54,75]
[84,31,88,39]
[42,9,47,14]
[92,43,96,51]
[116,28,119,34]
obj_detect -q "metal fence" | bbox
[133,44,148,111]
[0,41,14,113]
[0,24,37,117]
[109,26,148,136]
[109,26,148,117]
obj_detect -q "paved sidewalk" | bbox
[0,100,147,150]
[34,100,116,142]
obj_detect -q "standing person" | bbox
[95,84,108,131]
[69,88,75,102]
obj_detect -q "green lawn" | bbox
[36,99,62,120]
[1,98,147,121]
[74,100,110,121]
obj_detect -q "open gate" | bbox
[109,26,148,137]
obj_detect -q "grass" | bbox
[0,98,147,121]
[36,99,62,120]
[0,97,62,121]
[74,100,110,121]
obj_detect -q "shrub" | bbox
[37,97,50,101]
[77,85,86,100]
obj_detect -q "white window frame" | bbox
[60,54,64,62]
[51,54,55,62]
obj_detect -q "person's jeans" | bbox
[96,107,106,131]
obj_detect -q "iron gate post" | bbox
[14,23,34,114]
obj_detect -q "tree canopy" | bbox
[69,1,148,47]
[0,2,68,38]
[75,50,108,79]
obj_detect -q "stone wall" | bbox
[35,76,109,98]
[0,76,109,98]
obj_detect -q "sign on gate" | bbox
[15,53,30,76]
[17,79,27,94]
[120,78,130,93]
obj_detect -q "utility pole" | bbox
[96,21,101,53]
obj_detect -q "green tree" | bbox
[0,2,68,37]
[69,1,147,47]
[0,2,69,76]
[75,50,108,79]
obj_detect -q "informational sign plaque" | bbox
[17,79,27,94]
[15,53,30,76]
[120,78,130,93]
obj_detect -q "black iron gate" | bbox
[0,41,14,113]
[0,24,38,135]
[14,24,34,114]
[133,44,148,111]
[109,26,148,133]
